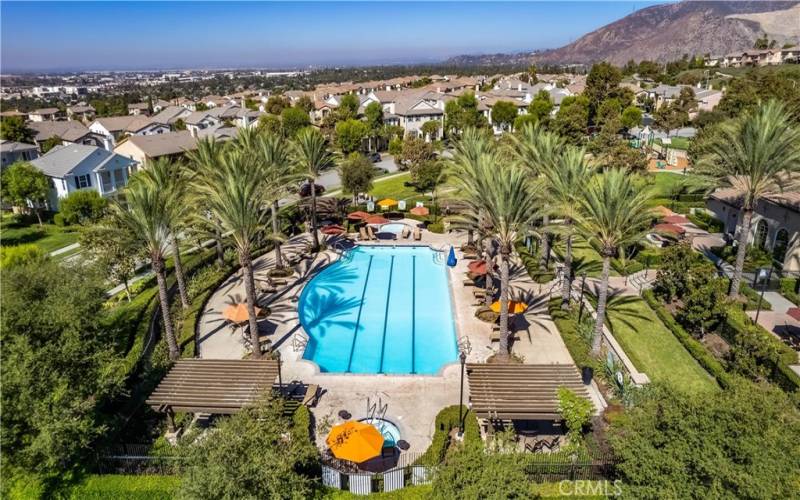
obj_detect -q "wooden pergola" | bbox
[467,363,590,421]
[147,359,280,427]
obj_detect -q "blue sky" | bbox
[1,1,665,71]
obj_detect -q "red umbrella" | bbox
[365,215,390,225]
[347,211,371,220]
[653,223,686,235]
[787,307,800,322]
[410,206,429,216]
[467,260,489,275]
[663,215,689,224]
[321,224,346,235]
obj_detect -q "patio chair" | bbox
[257,280,277,294]
[359,227,369,241]
[413,228,421,241]
[402,227,411,239]
[490,331,520,343]
[302,384,320,407]
[267,275,289,287]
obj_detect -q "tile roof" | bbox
[123,131,198,158]
[29,121,92,142]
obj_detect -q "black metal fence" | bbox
[519,452,617,482]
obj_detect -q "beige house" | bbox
[114,131,198,166]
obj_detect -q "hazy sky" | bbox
[1,1,664,72]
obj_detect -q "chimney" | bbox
[518,83,522,91]
[189,126,198,138]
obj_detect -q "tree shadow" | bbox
[582,287,649,336]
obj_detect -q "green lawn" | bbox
[367,172,430,205]
[554,236,619,278]
[650,171,688,197]
[655,136,691,151]
[0,221,79,253]
[605,297,717,394]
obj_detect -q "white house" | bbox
[89,115,171,150]
[28,108,62,122]
[1,140,39,169]
[30,144,137,209]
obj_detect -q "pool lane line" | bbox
[378,255,396,374]
[346,255,374,373]
[411,255,416,374]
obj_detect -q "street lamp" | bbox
[754,267,772,324]
[275,350,283,394]
[577,273,587,322]
[458,350,467,437]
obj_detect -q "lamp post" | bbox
[754,267,772,324]
[275,350,283,394]
[577,273,587,322]
[458,350,467,437]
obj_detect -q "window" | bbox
[113,169,126,187]
[754,219,768,249]
[773,229,789,268]
[74,174,91,189]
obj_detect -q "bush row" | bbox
[417,405,480,465]
[642,290,730,389]
[548,298,597,372]
[686,211,724,233]
[780,278,800,306]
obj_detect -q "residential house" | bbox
[170,97,197,111]
[114,130,199,166]
[29,121,105,150]
[720,53,743,68]
[375,90,446,140]
[707,189,800,272]
[89,115,170,150]
[128,102,150,115]
[781,47,800,64]
[184,104,261,136]
[1,140,39,169]
[153,99,172,113]
[741,49,783,67]
[30,144,137,209]
[28,108,63,122]
[67,104,96,122]
[693,87,724,113]
[150,105,193,127]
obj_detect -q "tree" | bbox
[80,220,143,301]
[364,101,384,150]
[430,443,530,499]
[194,148,272,357]
[445,91,487,136]
[111,176,180,360]
[40,135,63,154]
[527,90,553,123]
[265,95,290,115]
[57,189,108,225]
[621,105,642,129]
[678,266,727,337]
[451,151,539,359]
[575,169,653,355]
[420,119,441,142]
[552,95,589,143]
[178,397,318,500]
[291,128,335,251]
[338,153,375,203]
[258,114,283,135]
[398,136,435,171]
[692,100,800,299]
[334,118,368,154]
[652,242,695,301]
[585,62,623,121]
[295,95,314,114]
[186,138,228,266]
[411,159,444,196]
[337,93,360,121]
[281,106,311,138]
[588,118,647,172]
[1,162,50,225]
[0,116,35,143]
[609,382,800,499]
[594,98,622,129]
[490,100,518,132]
[527,64,539,84]
[195,102,209,112]
[173,118,187,131]
[1,260,125,472]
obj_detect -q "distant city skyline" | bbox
[1,1,666,72]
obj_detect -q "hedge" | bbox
[66,475,180,500]
[517,243,556,283]
[738,283,772,311]
[780,278,800,306]
[687,211,724,233]
[548,298,597,371]
[642,291,729,389]
[417,405,480,465]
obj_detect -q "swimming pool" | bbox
[299,245,458,374]
[379,223,407,235]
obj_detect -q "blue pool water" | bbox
[299,245,458,374]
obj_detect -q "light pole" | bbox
[275,350,283,394]
[458,350,467,437]
[577,273,587,322]
[754,267,772,324]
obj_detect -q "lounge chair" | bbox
[462,253,478,260]
[359,227,369,241]
[367,226,377,240]
[472,289,487,298]
[267,276,288,287]
[302,384,320,407]
[413,228,421,241]
[463,278,477,287]
[490,332,520,342]
[402,227,411,239]
[258,280,277,294]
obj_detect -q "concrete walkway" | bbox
[49,242,80,257]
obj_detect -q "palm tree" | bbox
[111,177,180,360]
[137,158,191,309]
[575,169,654,355]
[448,128,493,247]
[510,123,565,270]
[693,100,800,298]
[257,133,302,270]
[194,149,276,358]
[186,137,228,266]
[451,152,540,360]
[291,128,335,251]
[540,146,595,309]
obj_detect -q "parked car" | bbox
[368,152,381,163]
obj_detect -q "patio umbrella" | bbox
[377,198,398,209]
[223,303,262,324]
[490,300,527,315]
[653,205,676,217]
[326,421,384,463]
[663,214,689,224]
[788,307,800,322]
[365,215,390,225]
[467,260,489,275]
[347,211,371,220]
[447,246,457,267]
[409,206,429,216]
[653,223,686,235]
[321,224,346,235]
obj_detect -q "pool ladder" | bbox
[366,396,388,422]
[292,332,308,352]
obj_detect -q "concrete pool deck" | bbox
[197,226,594,451]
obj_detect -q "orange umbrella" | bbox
[321,224,346,235]
[654,223,685,235]
[409,206,429,216]
[365,215,390,225]
[490,300,527,314]
[347,211,371,220]
[663,214,689,224]
[377,198,398,208]
[326,421,384,463]
[467,260,489,275]
[223,303,261,324]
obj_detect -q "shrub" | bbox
[548,299,597,371]
[0,244,48,268]
[417,405,480,465]
[780,278,800,305]
[738,282,772,311]
[687,211,724,233]
[427,222,444,234]
[57,190,108,226]
[558,388,593,444]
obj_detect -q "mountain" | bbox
[446,1,800,67]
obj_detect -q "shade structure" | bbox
[467,260,489,275]
[347,211,371,220]
[663,214,689,224]
[321,224,346,235]
[365,215,390,225]
[223,303,262,324]
[490,300,527,314]
[326,421,384,463]
[409,206,429,216]
[653,223,686,235]
[377,198,398,208]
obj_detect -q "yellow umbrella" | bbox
[490,300,527,314]
[377,198,398,208]
[223,303,262,324]
[326,421,384,463]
